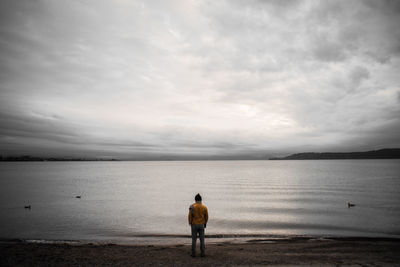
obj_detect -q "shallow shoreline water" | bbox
[2,234,399,246]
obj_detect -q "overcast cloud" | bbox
[0,0,399,158]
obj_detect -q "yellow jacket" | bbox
[188,202,208,225]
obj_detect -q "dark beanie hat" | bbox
[195,193,202,201]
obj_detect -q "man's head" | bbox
[195,193,202,202]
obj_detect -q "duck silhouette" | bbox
[347,202,356,208]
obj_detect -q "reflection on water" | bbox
[0,160,399,242]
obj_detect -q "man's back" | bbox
[189,202,208,225]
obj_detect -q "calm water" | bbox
[0,160,399,243]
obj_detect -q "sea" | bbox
[0,160,399,244]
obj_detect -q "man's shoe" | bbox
[191,253,196,257]
[201,253,205,257]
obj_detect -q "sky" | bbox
[0,0,399,159]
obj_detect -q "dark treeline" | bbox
[0,155,118,161]
[270,148,400,160]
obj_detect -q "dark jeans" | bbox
[191,224,205,255]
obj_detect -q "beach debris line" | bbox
[348,202,356,208]
[24,205,31,209]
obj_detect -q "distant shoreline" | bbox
[269,148,400,160]
[1,148,400,161]
[0,156,119,162]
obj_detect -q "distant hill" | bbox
[269,148,400,160]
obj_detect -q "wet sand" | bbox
[1,237,399,266]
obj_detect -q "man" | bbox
[188,193,208,257]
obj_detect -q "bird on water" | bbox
[348,202,356,208]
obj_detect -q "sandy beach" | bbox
[1,237,399,266]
